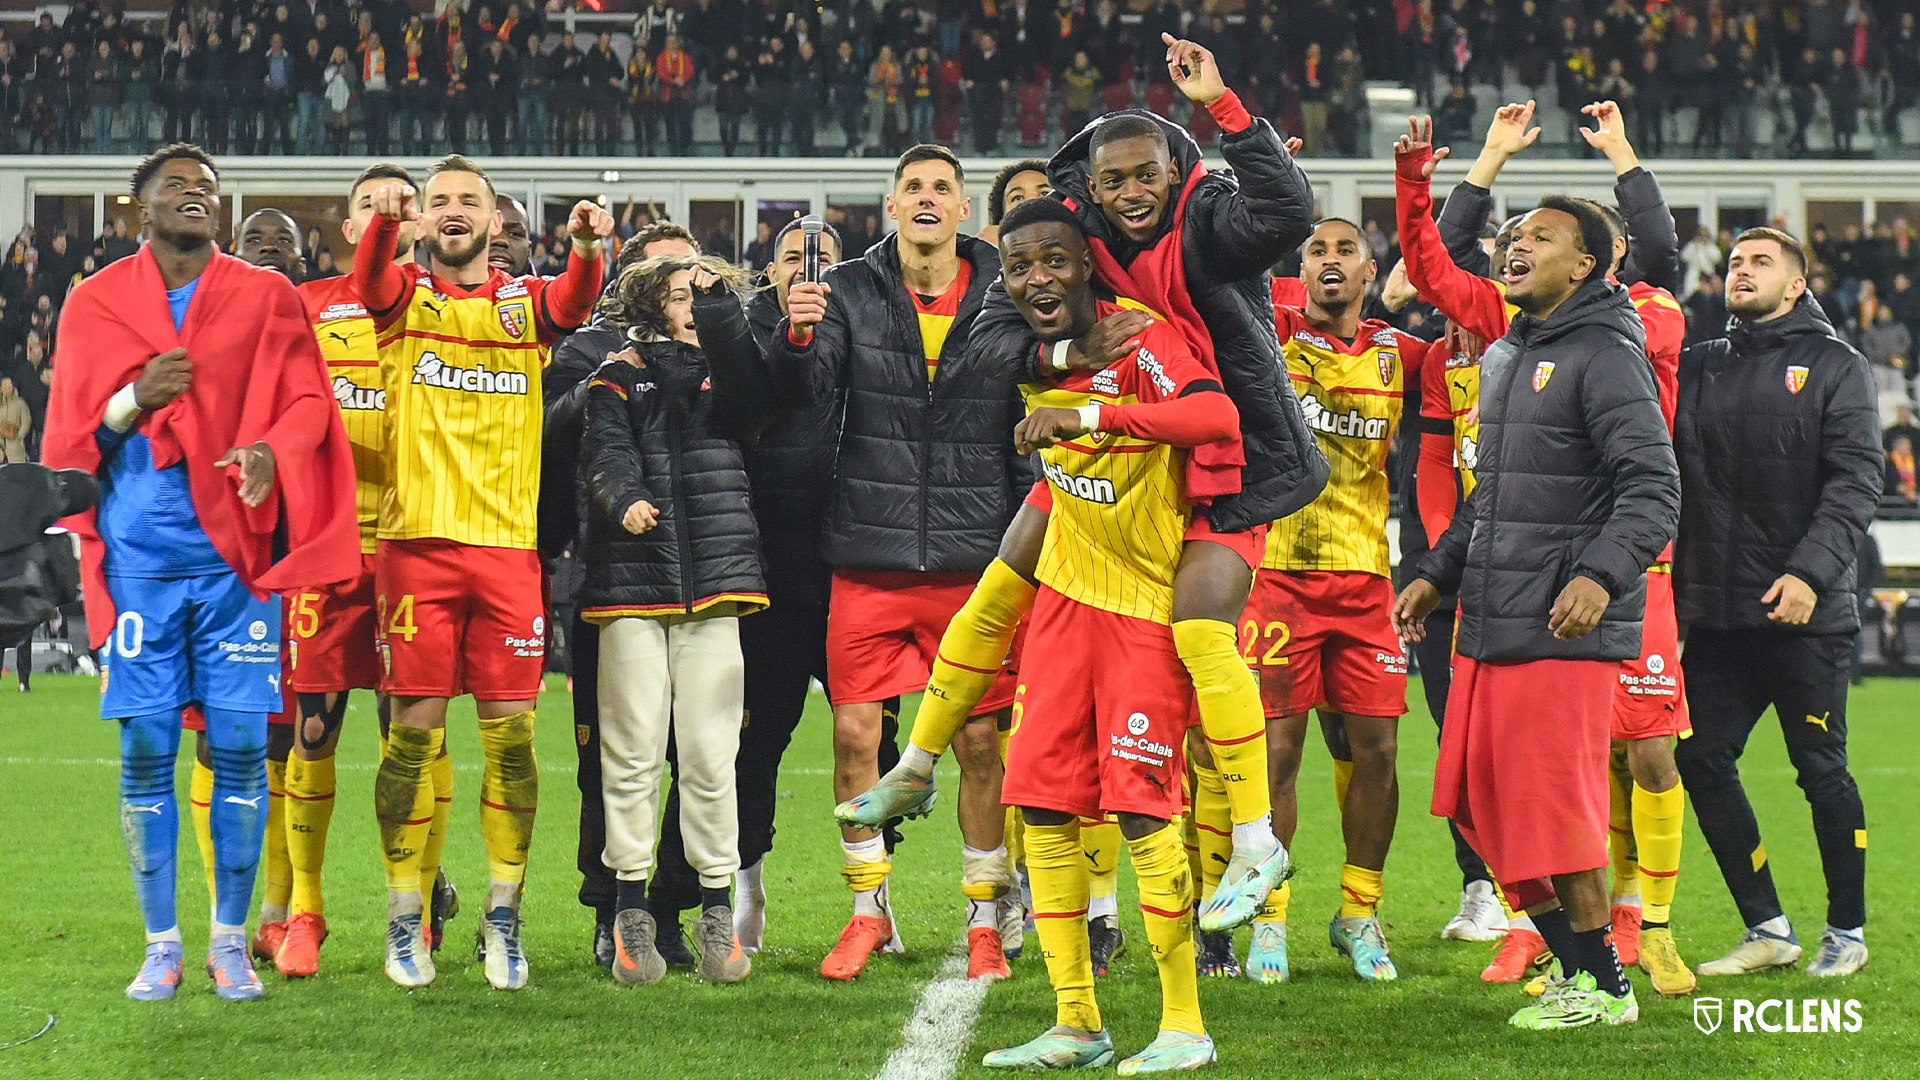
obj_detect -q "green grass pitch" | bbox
[1,674,1911,1078]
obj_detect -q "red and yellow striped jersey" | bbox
[298,275,384,554]
[911,262,972,382]
[1424,325,1483,498]
[370,263,559,549]
[1023,307,1212,624]
[1268,308,1433,577]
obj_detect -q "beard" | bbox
[425,227,491,270]
[1726,286,1785,320]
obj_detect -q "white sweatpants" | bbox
[598,613,744,888]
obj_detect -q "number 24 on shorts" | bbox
[377,594,421,642]
[1240,620,1291,667]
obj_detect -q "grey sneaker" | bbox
[611,908,667,986]
[695,905,752,983]
[1697,926,1801,977]
[1805,927,1868,978]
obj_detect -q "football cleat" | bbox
[1697,925,1801,977]
[1638,926,1697,996]
[384,913,436,988]
[1245,921,1289,985]
[1610,904,1642,967]
[1483,927,1551,982]
[1197,836,1290,933]
[1196,929,1240,978]
[1523,959,1563,997]
[428,870,459,953]
[476,906,529,990]
[1509,970,1638,1029]
[695,905,752,984]
[126,941,184,1001]
[1804,928,1868,978]
[611,908,667,986]
[966,925,1010,982]
[1117,1030,1216,1075]
[1089,914,1126,977]
[982,1025,1115,1070]
[821,914,894,981]
[206,933,265,1001]
[998,892,1026,960]
[250,921,288,965]
[834,764,937,830]
[1330,915,1397,981]
[274,912,328,978]
[1441,880,1509,941]
[593,916,616,968]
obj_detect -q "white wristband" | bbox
[1076,403,1101,432]
[105,383,142,433]
[1049,339,1072,372]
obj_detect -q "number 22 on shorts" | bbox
[1239,619,1290,667]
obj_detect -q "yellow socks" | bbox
[477,711,538,890]
[1608,747,1638,898]
[1634,779,1685,925]
[1254,879,1291,924]
[1083,817,1121,911]
[909,559,1036,757]
[1128,823,1204,1037]
[840,835,892,894]
[190,757,217,910]
[420,751,454,904]
[1023,816,1099,1032]
[376,724,442,897]
[1331,757,1354,819]
[1338,863,1384,919]
[261,756,292,920]
[1190,760,1232,896]
[1173,619,1271,826]
[285,753,336,917]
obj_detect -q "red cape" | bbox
[42,245,360,647]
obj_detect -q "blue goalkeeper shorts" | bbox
[100,572,283,719]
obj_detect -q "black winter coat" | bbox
[775,234,1029,573]
[742,289,838,606]
[1673,296,1883,634]
[1417,279,1680,661]
[972,107,1327,533]
[580,286,773,617]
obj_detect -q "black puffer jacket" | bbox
[1417,279,1680,661]
[580,287,772,618]
[971,107,1326,533]
[742,288,838,606]
[541,313,610,562]
[1673,296,1882,634]
[1438,167,1682,297]
[774,234,1028,572]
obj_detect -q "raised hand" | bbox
[1162,33,1226,105]
[1483,100,1542,157]
[568,200,615,247]
[1393,115,1452,180]
[370,183,418,224]
[1579,100,1639,173]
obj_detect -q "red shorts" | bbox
[1612,570,1690,740]
[1002,586,1190,821]
[288,552,382,693]
[1023,481,1267,571]
[376,539,547,701]
[825,569,1018,711]
[1240,570,1408,718]
[1434,655,1614,884]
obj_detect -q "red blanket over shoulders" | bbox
[41,245,360,647]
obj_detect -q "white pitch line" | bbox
[874,939,992,1080]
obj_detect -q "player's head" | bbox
[605,253,748,346]
[1492,213,1526,274]
[998,197,1096,343]
[769,217,843,315]
[888,145,968,250]
[1725,226,1808,322]
[235,208,304,280]
[1503,195,1610,317]
[345,163,417,258]
[1088,114,1177,244]
[629,220,699,260]
[132,143,220,251]
[490,195,532,276]
[1572,197,1630,278]
[1302,218,1375,315]
[420,154,499,270]
[988,159,1052,225]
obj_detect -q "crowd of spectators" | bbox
[2,0,1920,159]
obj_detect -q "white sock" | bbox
[967,899,997,930]
[487,878,521,912]
[1827,924,1864,941]
[259,903,288,925]
[146,926,183,946]
[1612,892,1641,909]
[1231,813,1278,858]
[842,835,886,864]
[899,744,937,778]
[210,921,246,943]
[1509,913,1537,934]
[737,859,766,905]
[1755,915,1793,939]
[1089,893,1118,921]
[854,879,891,919]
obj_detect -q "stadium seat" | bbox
[1102,81,1134,115]
[1016,82,1048,146]
[1190,104,1218,147]
[1145,82,1175,119]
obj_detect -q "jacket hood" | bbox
[1048,109,1207,251]
[1728,292,1845,354]
[1510,277,1644,351]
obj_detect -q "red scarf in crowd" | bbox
[41,247,360,646]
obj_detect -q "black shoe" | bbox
[429,870,459,953]
[1089,914,1126,977]
[593,918,616,968]
[1197,929,1241,978]
[656,917,697,967]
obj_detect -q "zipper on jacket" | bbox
[666,396,693,613]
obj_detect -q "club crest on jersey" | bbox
[1378,351,1396,386]
[1532,361,1555,392]
[499,301,528,338]
[1785,365,1809,394]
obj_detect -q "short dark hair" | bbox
[1733,227,1808,275]
[773,217,844,259]
[989,159,1052,225]
[894,144,964,186]
[1534,195,1614,283]
[1309,216,1368,248]
[1572,197,1629,266]
[997,196,1084,244]
[349,162,414,203]
[238,207,300,238]
[132,143,217,200]
[426,154,494,198]
[1088,113,1170,161]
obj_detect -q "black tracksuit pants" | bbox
[1675,627,1867,931]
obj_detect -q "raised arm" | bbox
[1583,100,1682,295]
[1437,100,1542,274]
[354,206,411,324]
[1394,116,1511,344]
[535,199,613,341]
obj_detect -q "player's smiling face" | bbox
[491,199,532,276]
[1090,135,1178,244]
[1002,169,1051,215]
[1000,221,1096,343]
[142,159,220,248]
[1303,220,1375,313]
[1503,208,1593,314]
[421,170,499,270]
[886,159,968,249]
